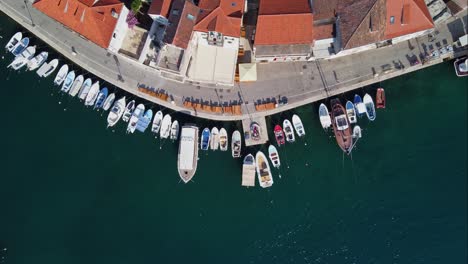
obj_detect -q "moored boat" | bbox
[353,94,366,117]
[363,93,376,121]
[11,37,29,56]
[8,46,36,70]
[454,56,468,77]
[345,101,357,124]
[210,127,219,150]
[241,154,256,187]
[231,130,241,158]
[219,128,228,151]
[102,93,116,111]
[330,98,353,154]
[27,51,48,71]
[84,81,100,106]
[170,120,179,140]
[178,125,199,183]
[200,128,211,150]
[53,64,68,86]
[37,58,58,78]
[159,114,172,138]
[376,88,385,109]
[292,114,306,137]
[319,103,332,130]
[151,110,163,135]
[77,78,92,99]
[5,32,22,52]
[107,96,126,127]
[127,103,145,134]
[93,87,108,110]
[256,151,273,188]
[68,74,84,97]
[283,119,295,143]
[136,109,153,133]
[274,125,285,146]
[353,125,362,139]
[268,145,280,169]
[60,71,75,93]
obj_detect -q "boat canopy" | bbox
[179,128,196,170]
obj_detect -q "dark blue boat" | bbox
[201,128,210,150]
[93,87,108,110]
[353,94,366,117]
[12,37,29,56]
[136,109,153,133]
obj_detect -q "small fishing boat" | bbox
[268,145,280,169]
[353,125,362,139]
[178,125,199,183]
[60,71,75,93]
[231,130,242,158]
[136,109,153,133]
[77,78,92,100]
[353,94,366,117]
[345,101,357,124]
[454,56,468,77]
[11,37,29,56]
[68,74,84,97]
[5,32,22,52]
[292,114,306,137]
[53,64,68,86]
[27,51,48,71]
[283,119,295,143]
[93,87,108,110]
[160,114,172,138]
[122,100,136,123]
[274,125,285,146]
[219,128,228,151]
[201,128,211,150]
[256,151,273,188]
[127,103,145,134]
[36,59,58,78]
[170,120,179,140]
[84,81,100,106]
[8,46,36,70]
[210,127,219,150]
[319,103,332,129]
[102,93,115,111]
[363,93,376,121]
[151,111,163,135]
[250,122,261,141]
[107,96,126,127]
[376,88,385,109]
[8,57,28,70]
[241,154,256,187]
[330,98,353,154]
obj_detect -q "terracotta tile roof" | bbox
[148,0,173,18]
[164,0,199,49]
[33,0,123,49]
[312,0,338,21]
[255,13,313,45]
[384,0,433,39]
[259,0,311,15]
[314,23,334,40]
[194,0,244,37]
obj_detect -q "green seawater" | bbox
[0,15,466,264]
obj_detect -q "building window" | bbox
[231,2,236,6]
[113,33,116,38]
[390,16,395,25]
[187,14,195,21]
[172,9,179,16]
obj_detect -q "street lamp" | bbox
[23,0,35,27]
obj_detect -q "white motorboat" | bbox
[170,120,180,141]
[319,103,332,129]
[8,57,28,70]
[241,154,256,187]
[102,93,116,111]
[256,151,273,188]
[268,145,281,169]
[77,78,92,99]
[68,74,84,97]
[53,64,68,86]
[84,81,100,106]
[346,101,357,124]
[353,94,367,117]
[210,127,219,150]
[5,32,22,52]
[353,125,362,139]
[219,128,228,151]
[283,119,295,143]
[178,125,199,183]
[8,46,36,70]
[36,59,58,78]
[127,103,145,134]
[27,51,48,71]
[363,93,376,121]
[151,110,163,135]
[292,114,306,137]
[231,130,241,158]
[107,96,126,127]
[122,100,136,123]
[60,71,75,93]
[160,114,172,139]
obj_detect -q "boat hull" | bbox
[330,99,353,154]
[178,125,199,183]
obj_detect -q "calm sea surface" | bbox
[0,14,466,264]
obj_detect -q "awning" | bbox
[239,63,257,82]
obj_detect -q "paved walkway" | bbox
[1,0,467,121]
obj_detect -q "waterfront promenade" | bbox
[1,0,467,121]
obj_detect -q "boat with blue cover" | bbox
[363,93,376,121]
[77,78,92,99]
[201,128,210,150]
[353,94,366,117]
[94,87,108,110]
[346,101,357,124]
[60,71,75,93]
[127,103,145,134]
[11,37,29,56]
[136,109,153,133]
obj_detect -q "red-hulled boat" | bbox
[376,88,385,109]
[274,125,285,146]
[330,99,353,154]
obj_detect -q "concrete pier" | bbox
[242,117,269,147]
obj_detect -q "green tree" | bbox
[131,0,142,13]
